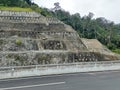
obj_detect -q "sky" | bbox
[33,0,120,24]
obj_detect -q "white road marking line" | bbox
[109,71,120,73]
[96,71,119,74]
[88,73,96,75]
[0,82,66,90]
[88,71,120,75]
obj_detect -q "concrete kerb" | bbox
[0,62,120,79]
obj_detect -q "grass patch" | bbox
[112,49,120,54]
[0,6,33,12]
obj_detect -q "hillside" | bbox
[0,10,119,67]
[43,9,120,54]
[0,0,120,54]
[50,10,120,51]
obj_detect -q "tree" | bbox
[81,12,94,38]
[52,2,61,11]
[25,0,32,5]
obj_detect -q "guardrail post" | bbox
[11,67,14,77]
[94,62,97,67]
[36,65,38,70]
[57,64,59,69]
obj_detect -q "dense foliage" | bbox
[0,0,33,7]
[0,0,120,53]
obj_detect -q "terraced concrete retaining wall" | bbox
[0,61,120,79]
[0,10,119,70]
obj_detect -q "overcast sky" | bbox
[33,0,120,24]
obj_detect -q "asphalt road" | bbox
[0,71,120,90]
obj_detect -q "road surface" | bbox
[0,71,120,90]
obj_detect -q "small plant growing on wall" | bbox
[15,39,22,45]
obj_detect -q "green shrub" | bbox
[15,39,22,45]
[112,49,120,54]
